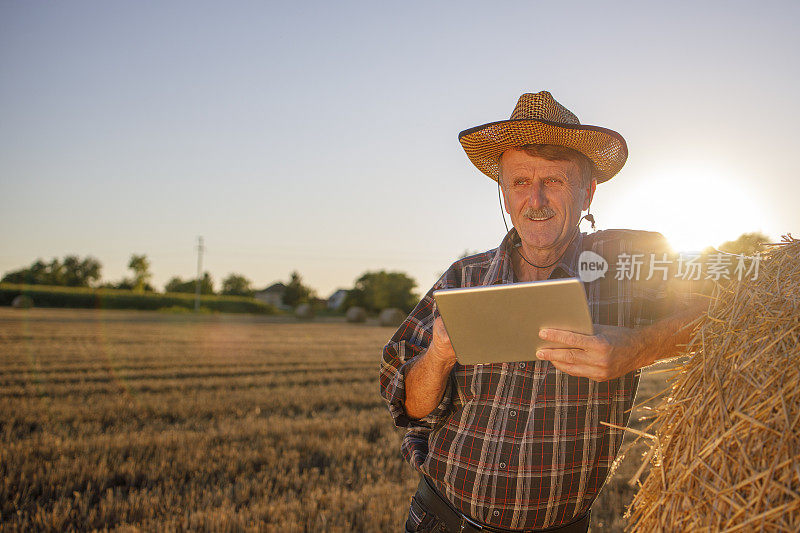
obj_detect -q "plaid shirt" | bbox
[380,228,702,530]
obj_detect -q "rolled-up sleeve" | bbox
[379,279,455,430]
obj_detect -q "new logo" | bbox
[578,250,608,282]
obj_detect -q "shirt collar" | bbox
[482,228,585,285]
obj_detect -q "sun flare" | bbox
[604,163,772,252]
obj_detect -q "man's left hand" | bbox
[536,325,644,382]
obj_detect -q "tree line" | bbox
[0,254,256,297]
[1,254,421,313]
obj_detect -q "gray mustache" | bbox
[523,206,556,220]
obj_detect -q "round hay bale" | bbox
[11,295,33,309]
[294,303,314,319]
[345,306,367,323]
[628,237,800,531]
[378,308,405,327]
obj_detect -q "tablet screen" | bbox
[433,278,593,365]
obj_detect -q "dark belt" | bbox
[414,476,590,533]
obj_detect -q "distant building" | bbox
[327,288,348,310]
[255,282,286,308]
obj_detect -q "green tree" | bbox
[282,271,314,307]
[128,254,153,292]
[2,256,101,287]
[105,279,134,290]
[164,277,185,293]
[344,270,418,313]
[55,256,101,287]
[221,273,254,297]
[165,273,215,294]
[718,232,771,256]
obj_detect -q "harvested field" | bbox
[0,308,670,532]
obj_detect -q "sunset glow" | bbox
[612,162,773,253]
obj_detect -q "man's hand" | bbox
[427,316,457,365]
[536,301,706,381]
[536,325,643,382]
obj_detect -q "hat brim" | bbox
[458,119,628,184]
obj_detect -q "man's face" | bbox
[499,148,596,251]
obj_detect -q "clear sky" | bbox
[2,1,798,297]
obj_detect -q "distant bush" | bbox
[157,305,213,314]
[221,273,254,297]
[164,273,215,295]
[0,283,276,314]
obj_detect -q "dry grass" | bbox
[627,238,800,532]
[0,308,672,532]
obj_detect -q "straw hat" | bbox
[458,91,628,183]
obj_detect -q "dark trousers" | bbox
[404,476,590,533]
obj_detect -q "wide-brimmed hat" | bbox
[458,91,628,183]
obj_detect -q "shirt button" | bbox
[493,510,500,517]
[499,462,506,469]
[510,410,516,417]
[518,362,526,368]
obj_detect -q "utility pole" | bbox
[194,236,204,312]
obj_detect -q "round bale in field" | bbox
[12,295,34,309]
[379,308,405,327]
[345,306,367,323]
[627,237,800,531]
[294,303,314,319]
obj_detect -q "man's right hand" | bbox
[403,316,457,420]
[427,316,457,366]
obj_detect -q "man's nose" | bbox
[528,182,547,207]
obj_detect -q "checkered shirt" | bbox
[380,228,703,530]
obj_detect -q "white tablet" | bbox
[432,278,593,365]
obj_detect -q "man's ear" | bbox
[582,179,597,211]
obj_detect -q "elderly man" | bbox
[380,91,707,533]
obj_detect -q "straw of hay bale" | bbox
[345,306,367,323]
[294,303,315,319]
[378,308,405,327]
[625,237,800,532]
